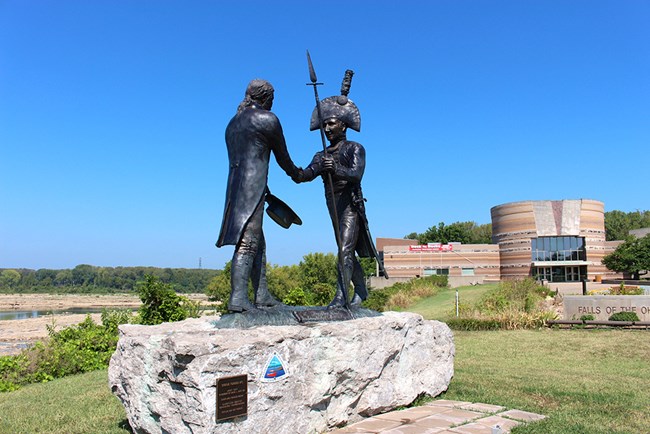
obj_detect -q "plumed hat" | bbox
[309,70,361,132]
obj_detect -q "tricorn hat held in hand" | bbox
[265,192,302,229]
[309,96,361,132]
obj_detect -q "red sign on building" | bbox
[409,244,454,252]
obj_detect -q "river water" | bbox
[0,307,128,321]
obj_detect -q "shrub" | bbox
[310,283,336,306]
[363,288,391,311]
[580,314,595,321]
[449,279,557,330]
[609,283,643,295]
[476,278,546,313]
[0,313,132,392]
[446,318,502,331]
[608,311,640,321]
[447,310,557,331]
[282,287,310,306]
[101,308,135,333]
[1,277,201,393]
[137,275,200,325]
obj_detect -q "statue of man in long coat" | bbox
[216,79,300,312]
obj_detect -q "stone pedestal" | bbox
[108,311,454,434]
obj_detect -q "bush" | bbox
[282,286,310,306]
[580,314,595,321]
[137,275,200,325]
[101,308,136,333]
[450,279,557,330]
[0,313,132,392]
[609,283,643,295]
[446,317,502,331]
[1,275,202,392]
[476,278,546,313]
[363,288,391,311]
[447,310,556,331]
[608,311,640,321]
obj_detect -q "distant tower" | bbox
[199,257,202,269]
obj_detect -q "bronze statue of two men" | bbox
[216,74,385,313]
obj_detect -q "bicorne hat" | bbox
[309,95,361,132]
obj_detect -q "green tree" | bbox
[605,210,650,241]
[0,270,21,290]
[298,253,338,306]
[71,264,96,286]
[267,264,302,302]
[602,234,650,280]
[405,232,419,240]
[300,252,337,290]
[412,221,492,244]
[358,257,377,278]
[54,270,73,287]
[205,263,231,313]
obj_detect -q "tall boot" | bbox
[350,258,367,307]
[228,252,257,313]
[328,259,352,309]
[250,237,284,308]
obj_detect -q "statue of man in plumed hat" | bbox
[295,71,387,308]
[216,79,301,312]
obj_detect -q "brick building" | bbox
[378,199,622,283]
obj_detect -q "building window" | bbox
[424,268,449,276]
[531,236,586,262]
[461,268,475,276]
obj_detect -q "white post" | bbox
[455,289,459,317]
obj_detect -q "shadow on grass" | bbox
[118,419,133,433]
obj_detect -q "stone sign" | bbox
[563,295,650,321]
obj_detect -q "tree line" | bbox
[0,265,219,294]
[404,210,650,245]
[604,210,650,241]
[405,221,493,245]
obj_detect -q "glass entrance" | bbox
[535,267,552,281]
[534,266,582,282]
[565,266,580,282]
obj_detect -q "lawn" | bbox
[444,329,650,434]
[407,283,497,320]
[0,369,129,434]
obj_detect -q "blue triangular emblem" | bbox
[261,352,289,382]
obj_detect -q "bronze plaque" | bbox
[216,374,248,421]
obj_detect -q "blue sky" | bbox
[1,1,648,270]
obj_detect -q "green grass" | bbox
[0,370,129,434]
[407,285,650,433]
[408,283,497,320]
[440,329,650,433]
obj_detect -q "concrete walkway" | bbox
[330,399,546,434]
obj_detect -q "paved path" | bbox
[330,399,545,434]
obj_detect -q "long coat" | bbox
[216,104,297,247]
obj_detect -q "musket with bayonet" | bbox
[306,50,350,310]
